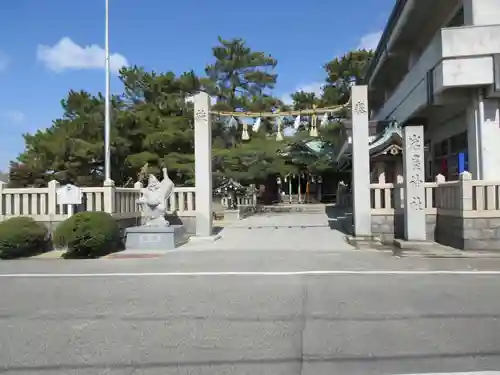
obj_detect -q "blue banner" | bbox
[458,152,468,173]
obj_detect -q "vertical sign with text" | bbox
[403,126,426,241]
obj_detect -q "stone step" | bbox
[257,204,328,214]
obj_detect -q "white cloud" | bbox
[357,31,382,51]
[36,37,128,73]
[281,82,324,105]
[0,110,25,123]
[0,51,9,72]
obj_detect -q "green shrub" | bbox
[54,211,122,258]
[0,217,50,259]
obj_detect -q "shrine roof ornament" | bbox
[214,178,246,195]
[368,120,402,150]
[334,119,403,169]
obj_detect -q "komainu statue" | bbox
[137,168,174,226]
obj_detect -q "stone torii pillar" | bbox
[351,85,371,237]
[191,92,219,241]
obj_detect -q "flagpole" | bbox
[104,0,112,183]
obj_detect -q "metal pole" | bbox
[104,0,111,182]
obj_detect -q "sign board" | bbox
[57,184,82,205]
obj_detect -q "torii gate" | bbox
[190,88,373,241]
[349,85,426,241]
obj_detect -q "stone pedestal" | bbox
[125,225,185,252]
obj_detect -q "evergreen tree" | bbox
[118,66,201,185]
[7,37,371,188]
[9,68,200,187]
[322,49,374,106]
[202,36,278,112]
[278,49,375,176]
[204,37,289,183]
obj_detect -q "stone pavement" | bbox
[182,210,354,251]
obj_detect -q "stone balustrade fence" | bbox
[0,180,196,222]
[369,172,500,218]
[367,172,500,249]
[219,195,256,209]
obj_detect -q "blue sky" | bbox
[0,0,394,170]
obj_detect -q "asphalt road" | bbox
[1,250,500,375]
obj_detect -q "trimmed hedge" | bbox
[0,217,50,259]
[54,211,122,258]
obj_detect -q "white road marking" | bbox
[393,373,500,375]
[1,270,500,277]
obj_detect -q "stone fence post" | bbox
[394,184,404,212]
[133,181,143,225]
[103,179,115,214]
[0,181,5,217]
[48,180,60,216]
[435,174,446,184]
[434,174,444,208]
[458,171,473,212]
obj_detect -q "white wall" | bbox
[479,98,500,180]
[464,0,500,26]
[440,57,494,88]
[374,18,500,125]
[481,99,500,179]
[374,33,443,123]
[441,25,500,58]
[466,91,500,180]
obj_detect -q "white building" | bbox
[333,1,500,251]
[368,0,500,181]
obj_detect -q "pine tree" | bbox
[322,49,374,105]
[8,37,371,188]
[203,37,289,183]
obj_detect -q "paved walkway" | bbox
[181,208,355,251]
